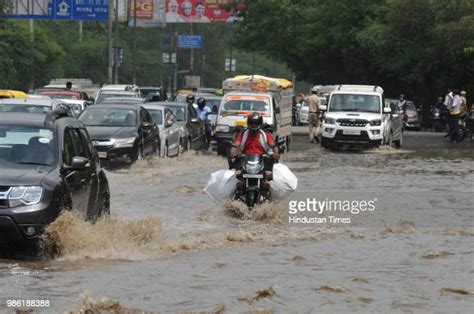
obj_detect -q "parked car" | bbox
[0,109,110,248]
[142,103,181,157]
[60,99,92,117]
[383,101,404,147]
[164,102,206,151]
[0,97,76,117]
[79,104,159,165]
[140,87,166,102]
[99,98,145,105]
[0,89,27,99]
[404,101,421,130]
[94,84,140,104]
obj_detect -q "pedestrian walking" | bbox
[307,87,320,143]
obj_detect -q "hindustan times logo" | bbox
[287,198,378,225]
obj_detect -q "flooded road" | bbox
[0,131,473,313]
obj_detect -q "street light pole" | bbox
[107,0,114,83]
[132,0,137,85]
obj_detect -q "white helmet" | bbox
[311,86,319,93]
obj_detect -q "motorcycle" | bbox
[234,154,274,209]
[431,107,444,132]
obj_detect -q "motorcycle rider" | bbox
[398,94,408,126]
[432,96,447,131]
[448,89,462,141]
[195,97,212,143]
[186,94,196,108]
[230,112,280,196]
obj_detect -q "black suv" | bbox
[0,110,110,248]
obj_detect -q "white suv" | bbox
[321,85,402,149]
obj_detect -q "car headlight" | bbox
[113,137,136,147]
[9,186,43,207]
[369,119,382,126]
[215,125,230,132]
[324,118,336,125]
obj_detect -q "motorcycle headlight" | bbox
[369,119,382,126]
[113,137,136,148]
[215,125,229,132]
[324,118,336,125]
[9,186,43,207]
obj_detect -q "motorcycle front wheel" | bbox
[246,190,258,210]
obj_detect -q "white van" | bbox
[321,85,402,149]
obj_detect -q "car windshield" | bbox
[0,126,56,166]
[97,93,137,103]
[221,99,269,113]
[79,108,138,127]
[147,109,163,125]
[0,104,51,114]
[329,94,380,113]
[206,99,222,113]
[167,106,186,121]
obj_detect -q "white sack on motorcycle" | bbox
[270,163,298,201]
[204,169,239,203]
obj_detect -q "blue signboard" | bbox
[8,0,108,21]
[178,35,202,49]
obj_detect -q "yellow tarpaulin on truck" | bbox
[0,90,27,99]
[230,75,293,90]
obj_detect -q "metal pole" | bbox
[30,19,35,90]
[173,30,178,95]
[252,51,256,74]
[132,0,137,85]
[79,21,83,42]
[190,23,194,72]
[114,0,120,83]
[107,0,114,83]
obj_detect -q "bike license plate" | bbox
[98,151,107,158]
[343,129,361,135]
[243,174,263,179]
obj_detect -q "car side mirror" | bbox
[63,156,89,172]
[319,104,327,111]
[383,107,392,114]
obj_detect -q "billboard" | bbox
[165,0,244,23]
[128,0,166,27]
[7,0,108,21]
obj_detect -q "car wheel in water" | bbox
[164,142,169,157]
[394,135,402,149]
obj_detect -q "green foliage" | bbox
[234,0,474,103]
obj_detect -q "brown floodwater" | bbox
[0,131,472,313]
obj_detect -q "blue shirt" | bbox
[194,104,212,121]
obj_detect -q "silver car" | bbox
[143,103,181,157]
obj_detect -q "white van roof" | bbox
[333,85,384,94]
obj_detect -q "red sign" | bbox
[165,0,244,23]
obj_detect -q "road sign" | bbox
[162,52,177,64]
[225,58,236,72]
[8,0,108,21]
[177,35,202,49]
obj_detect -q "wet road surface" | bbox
[0,131,473,313]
